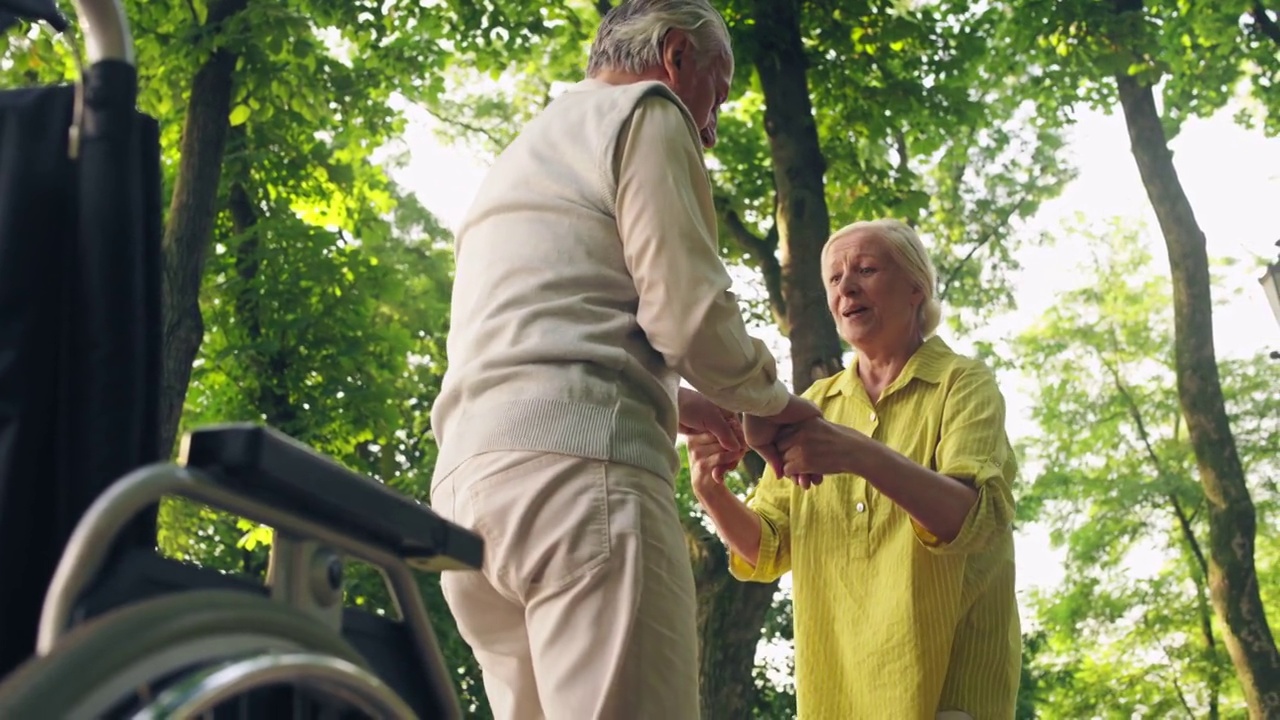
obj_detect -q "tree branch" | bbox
[719,203,787,331]
[1170,494,1211,584]
[936,185,1035,302]
[595,0,612,18]
[1096,327,1222,700]
[1251,1,1280,46]
[1161,497,1226,720]
[1132,373,1222,720]
[1095,343,1203,576]
[1170,664,1195,717]
[893,128,909,178]
[938,235,992,303]
[423,106,506,150]
[1097,326,1209,581]
[1135,605,1199,717]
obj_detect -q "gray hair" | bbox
[587,0,732,77]
[823,219,944,338]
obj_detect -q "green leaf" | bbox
[229,104,252,126]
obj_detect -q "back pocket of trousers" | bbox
[466,453,611,598]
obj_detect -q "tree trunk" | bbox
[685,492,780,720]
[748,0,844,390]
[1114,71,1280,718]
[690,2,845,716]
[158,0,250,457]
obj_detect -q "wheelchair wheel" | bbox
[0,590,409,719]
[133,650,417,718]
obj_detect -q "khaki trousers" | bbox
[431,451,700,720]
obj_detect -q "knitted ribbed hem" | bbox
[433,397,678,485]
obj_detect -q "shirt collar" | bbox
[824,336,953,398]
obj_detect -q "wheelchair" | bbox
[0,424,483,719]
[0,0,484,716]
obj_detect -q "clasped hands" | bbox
[679,389,858,491]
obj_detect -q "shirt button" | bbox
[869,411,877,422]
[855,502,866,513]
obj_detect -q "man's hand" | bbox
[687,431,744,497]
[678,387,744,454]
[743,395,822,484]
[774,417,866,488]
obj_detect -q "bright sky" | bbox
[387,96,1280,618]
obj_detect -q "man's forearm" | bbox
[677,386,710,425]
[694,484,763,566]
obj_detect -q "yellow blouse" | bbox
[730,337,1020,719]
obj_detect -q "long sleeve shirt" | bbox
[731,337,1021,719]
[431,79,789,485]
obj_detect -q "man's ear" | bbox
[660,29,692,83]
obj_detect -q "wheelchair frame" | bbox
[2,422,483,718]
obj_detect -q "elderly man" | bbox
[428,0,818,718]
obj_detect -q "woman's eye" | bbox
[860,267,877,275]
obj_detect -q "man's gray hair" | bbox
[587,0,732,77]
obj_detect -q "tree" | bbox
[1013,221,1280,717]
[1002,1,1280,712]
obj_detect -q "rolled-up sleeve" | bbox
[728,468,793,582]
[614,95,789,418]
[914,365,1016,555]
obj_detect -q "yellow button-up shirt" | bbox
[730,337,1020,719]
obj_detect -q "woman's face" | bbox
[823,231,923,352]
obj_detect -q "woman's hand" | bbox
[775,417,865,486]
[687,431,746,497]
[744,395,822,481]
[685,431,766,567]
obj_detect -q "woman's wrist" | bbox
[835,422,878,477]
[693,476,735,506]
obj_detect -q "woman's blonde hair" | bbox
[822,219,943,338]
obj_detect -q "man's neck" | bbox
[590,67,667,86]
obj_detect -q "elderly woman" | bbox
[690,218,1021,719]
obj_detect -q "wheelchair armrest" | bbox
[179,423,482,572]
